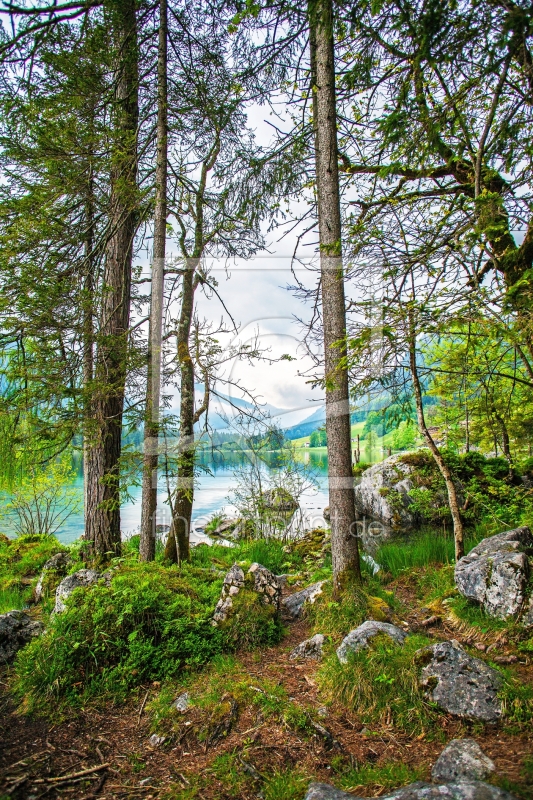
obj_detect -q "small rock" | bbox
[148,734,165,747]
[282,581,326,619]
[493,655,518,664]
[337,621,407,664]
[317,706,328,717]
[417,641,502,722]
[454,527,533,620]
[139,777,154,786]
[290,634,325,661]
[0,610,44,664]
[54,569,104,613]
[173,692,189,712]
[34,552,71,602]
[432,739,495,783]
[304,784,357,800]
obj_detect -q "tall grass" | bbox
[376,528,485,577]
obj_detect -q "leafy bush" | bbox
[12,560,281,713]
[0,533,67,612]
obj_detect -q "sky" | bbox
[154,99,327,431]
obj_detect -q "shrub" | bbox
[0,533,67,612]
[12,559,282,713]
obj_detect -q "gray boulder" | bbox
[54,569,103,613]
[0,610,44,663]
[454,527,533,619]
[212,563,281,625]
[34,551,71,602]
[290,633,326,661]
[432,740,495,783]
[304,784,515,800]
[337,620,407,664]
[417,641,502,722]
[282,581,326,619]
[353,454,418,529]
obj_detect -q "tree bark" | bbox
[309,0,361,592]
[140,0,168,562]
[408,319,464,560]
[163,260,196,563]
[85,0,139,562]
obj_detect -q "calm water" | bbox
[2,450,330,545]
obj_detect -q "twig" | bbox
[137,690,150,725]
[33,763,109,784]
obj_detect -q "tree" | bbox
[309,0,361,590]
[139,0,168,562]
[84,0,140,561]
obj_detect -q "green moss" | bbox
[333,760,425,794]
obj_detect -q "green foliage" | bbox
[310,427,327,447]
[0,533,67,612]
[307,578,401,639]
[1,455,81,537]
[11,556,281,713]
[318,634,442,736]
[398,449,533,533]
[392,420,417,451]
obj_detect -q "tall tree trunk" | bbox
[164,261,196,563]
[140,0,168,562]
[85,0,139,562]
[309,0,361,592]
[83,162,95,529]
[408,318,464,560]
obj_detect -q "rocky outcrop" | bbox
[282,581,326,619]
[290,634,325,660]
[304,784,515,800]
[336,621,407,664]
[34,551,71,602]
[353,454,418,529]
[431,740,495,783]
[0,610,43,663]
[454,527,533,620]
[262,488,298,512]
[54,569,105,614]
[212,563,281,625]
[417,641,502,722]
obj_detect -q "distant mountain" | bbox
[284,405,326,440]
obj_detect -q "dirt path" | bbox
[1,602,532,799]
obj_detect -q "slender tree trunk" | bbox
[140,0,168,562]
[83,163,95,530]
[309,0,361,592]
[164,261,196,563]
[85,0,139,562]
[408,320,464,560]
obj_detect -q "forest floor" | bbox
[1,576,533,800]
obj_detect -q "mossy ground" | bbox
[1,529,533,798]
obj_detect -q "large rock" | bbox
[303,783,516,800]
[34,551,71,602]
[282,581,326,619]
[417,641,502,722]
[353,454,418,529]
[337,620,407,664]
[432,740,495,783]
[54,569,103,613]
[290,634,325,660]
[454,527,533,619]
[212,563,281,625]
[0,610,44,663]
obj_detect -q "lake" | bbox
[1,449,331,545]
